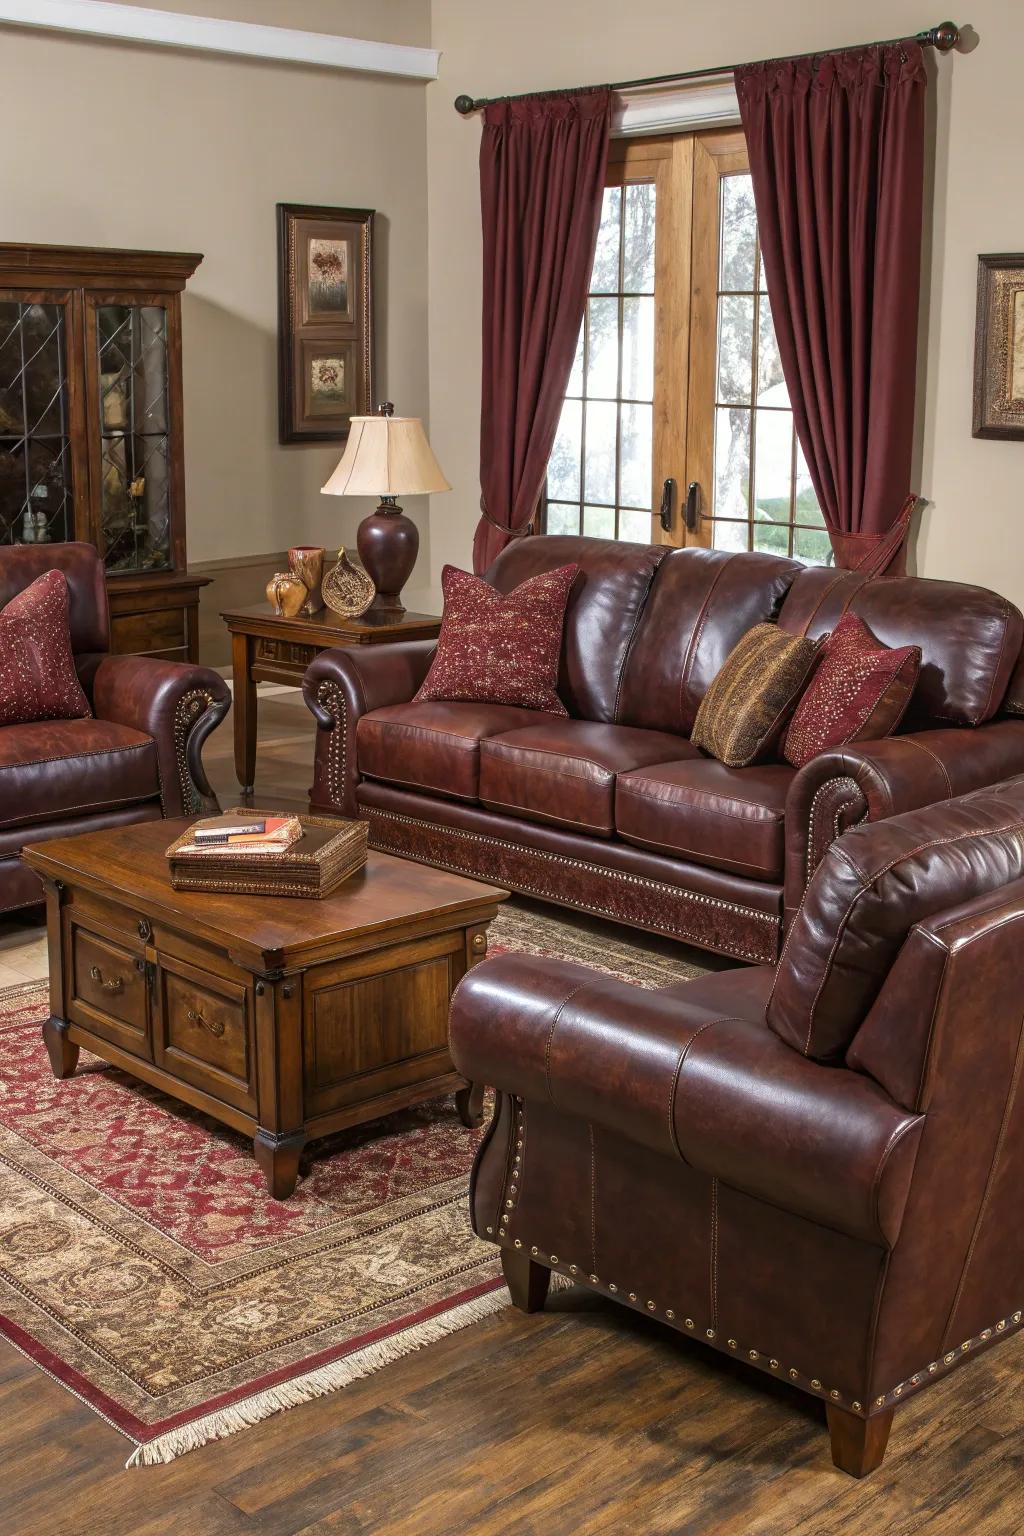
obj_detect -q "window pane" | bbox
[586,297,619,399]
[583,400,617,503]
[621,297,654,402]
[717,295,754,405]
[757,245,769,293]
[619,507,653,543]
[590,186,621,293]
[795,439,824,524]
[583,504,615,539]
[619,402,652,509]
[547,398,582,502]
[623,182,656,294]
[757,294,788,406]
[794,525,833,565]
[713,406,750,521]
[546,501,580,536]
[566,323,584,396]
[753,407,793,526]
[720,175,757,292]
[712,519,750,553]
[754,518,790,557]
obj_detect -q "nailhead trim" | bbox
[367,808,778,963]
[315,680,348,804]
[497,1097,526,1243]
[172,689,217,814]
[868,1308,1024,1412]
[804,775,865,885]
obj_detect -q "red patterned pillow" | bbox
[0,569,92,727]
[783,612,920,768]
[415,563,578,714]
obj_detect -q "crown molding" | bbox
[0,0,439,80]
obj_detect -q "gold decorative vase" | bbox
[323,547,377,619]
[266,571,308,618]
[288,545,325,615]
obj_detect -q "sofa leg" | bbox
[501,1248,550,1314]
[455,1080,485,1128]
[826,1404,894,1478]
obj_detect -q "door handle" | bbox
[659,478,675,533]
[684,481,702,534]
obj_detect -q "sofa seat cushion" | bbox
[356,701,555,801]
[0,718,159,831]
[479,721,696,836]
[616,758,795,879]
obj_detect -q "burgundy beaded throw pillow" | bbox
[0,569,92,727]
[414,563,578,714]
[783,612,920,769]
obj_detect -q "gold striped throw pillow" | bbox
[691,623,823,768]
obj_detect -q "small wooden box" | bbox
[166,810,368,898]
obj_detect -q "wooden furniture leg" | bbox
[231,630,257,795]
[42,1017,79,1079]
[253,1128,306,1200]
[502,1248,551,1314]
[455,1081,485,1128]
[826,1404,894,1477]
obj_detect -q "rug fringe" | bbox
[127,1275,572,1468]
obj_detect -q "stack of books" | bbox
[165,809,368,898]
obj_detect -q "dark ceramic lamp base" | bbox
[356,497,419,616]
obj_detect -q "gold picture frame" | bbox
[973,253,1024,440]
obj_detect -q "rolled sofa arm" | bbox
[450,953,920,1247]
[92,655,231,818]
[302,640,437,816]
[783,719,1024,921]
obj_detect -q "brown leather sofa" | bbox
[0,542,230,913]
[304,535,1024,962]
[450,775,1024,1476]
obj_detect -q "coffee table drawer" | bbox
[156,957,255,1114]
[69,924,150,1058]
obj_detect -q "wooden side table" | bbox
[221,605,441,794]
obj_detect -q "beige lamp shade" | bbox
[321,415,451,497]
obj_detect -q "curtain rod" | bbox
[452,20,960,114]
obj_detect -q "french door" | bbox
[545,130,830,565]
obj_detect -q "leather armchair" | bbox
[451,776,1024,1476]
[0,542,230,912]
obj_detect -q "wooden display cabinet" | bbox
[0,243,208,661]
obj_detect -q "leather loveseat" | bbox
[450,776,1024,1476]
[0,542,230,913]
[304,535,1024,963]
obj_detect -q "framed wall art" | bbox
[973,253,1024,440]
[277,203,374,443]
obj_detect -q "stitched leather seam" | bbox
[612,549,669,724]
[543,980,592,1106]
[620,825,778,878]
[771,776,863,1010]
[668,1017,730,1160]
[589,1123,598,1272]
[479,795,612,835]
[361,769,476,801]
[677,557,736,726]
[837,750,893,817]
[912,942,951,1110]
[710,1177,719,1328]
[363,725,480,753]
[871,1118,923,1246]
[942,1013,1024,1347]
[979,602,1013,724]
[0,742,151,771]
[617,781,785,822]
[933,907,1024,947]
[481,747,612,781]
[900,736,953,798]
[0,793,158,830]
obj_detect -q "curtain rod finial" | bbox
[454,94,476,114]
[931,21,960,50]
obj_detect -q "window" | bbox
[544,131,831,566]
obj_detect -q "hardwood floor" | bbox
[2,684,1023,1534]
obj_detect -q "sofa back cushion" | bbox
[485,536,666,722]
[767,776,1024,1062]
[617,548,801,733]
[0,541,109,657]
[779,568,1022,727]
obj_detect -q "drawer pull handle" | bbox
[89,965,123,995]
[187,1007,225,1038]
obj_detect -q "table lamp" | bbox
[321,402,450,616]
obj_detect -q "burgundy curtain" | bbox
[736,45,927,574]
[473,88,612,573]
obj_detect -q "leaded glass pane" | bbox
[96,304,171,573]
[0,301,74,546]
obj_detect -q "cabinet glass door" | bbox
[94,302,172,573]
[0,298,75,546]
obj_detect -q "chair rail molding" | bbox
[0,0,440,79]
[613,75,740,136]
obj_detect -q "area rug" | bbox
[0,904,704,1465]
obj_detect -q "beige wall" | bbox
[425,0,1024,609]
[3,0,435,641]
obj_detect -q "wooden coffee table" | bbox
[24,819,507,1199]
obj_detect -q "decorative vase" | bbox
[322,547,377,618]
[288,545,325,615]
[266,571,308,617]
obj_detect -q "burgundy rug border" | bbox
[0,1273,505,1448]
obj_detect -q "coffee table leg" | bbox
[253,1128,307,1200]
[42,1017,79,1079]
[455,1081,485,1129]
